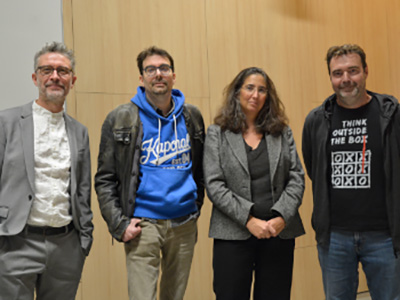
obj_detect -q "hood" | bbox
[131,86,185,120]
[321,90,399,120]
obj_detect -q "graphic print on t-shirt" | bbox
[329,98,387,231]
[331,118,370,189]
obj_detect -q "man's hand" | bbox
[122,218,142,242]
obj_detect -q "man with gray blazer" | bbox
[0,42,93,300]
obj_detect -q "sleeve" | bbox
[78,128,94,255]
[203,125,253,227]
[94,114,131,241]
[302,113,313,179]
[271,127,305,225]
[191,106,205,212]
[0,116,5,177]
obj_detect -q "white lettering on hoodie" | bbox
[140,133,191,165]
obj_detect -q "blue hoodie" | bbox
[131,86,198,219]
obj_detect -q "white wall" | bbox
[0,0,63,110]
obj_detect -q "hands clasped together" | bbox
[246,216,286,239]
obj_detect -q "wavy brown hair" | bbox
[214,67,288,136]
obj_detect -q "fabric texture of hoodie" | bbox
[131,86,198,219]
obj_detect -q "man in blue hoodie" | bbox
[95,46,205,300]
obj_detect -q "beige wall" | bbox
[63,0,400,299]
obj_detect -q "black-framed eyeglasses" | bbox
[36,65,73,77]
[143,64,172,77]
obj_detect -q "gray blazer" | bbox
[0,102,93,255]
[204,124,305,240]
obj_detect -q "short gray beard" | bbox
[44,90,66,106]
[339,86,359,99]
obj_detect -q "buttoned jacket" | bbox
[204,124,305,240]
[0,102,93,255]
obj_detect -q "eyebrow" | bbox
[332,66,360,72]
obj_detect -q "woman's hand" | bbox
[246,215,272,239]
[266,216,286,237]
[246,215,286,239]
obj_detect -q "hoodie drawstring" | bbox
[156,118,161,165]
[155,114,179,166]
[173,114,178,143]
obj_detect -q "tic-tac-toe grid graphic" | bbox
[332,151,371,189]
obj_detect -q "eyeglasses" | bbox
[36,65,73,78]
[143,64,172,77]
[241,85,268,96]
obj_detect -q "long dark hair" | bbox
[214,67,288,136]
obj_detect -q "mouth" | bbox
[46,84,65,90]
[153,82,166,87]
[248,101,258,106]
[340,83,356,91]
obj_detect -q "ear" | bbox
[139,75,144,86]
[172,72,176,85]
[32,73,38,87]
[364,65,369,78]
[70,75,77,89]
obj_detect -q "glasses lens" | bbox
[40,66,54,76]
[159,65,171,75]
[144,66,156,76]
[56,67,71,77]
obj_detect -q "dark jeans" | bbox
[213,236,295,300]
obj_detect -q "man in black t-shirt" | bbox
[302,44,400,300]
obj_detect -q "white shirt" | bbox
[27,101,72,227]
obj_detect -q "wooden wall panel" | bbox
[63,0,400,298]
[70,0,209,98]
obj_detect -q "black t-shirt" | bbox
[329,97,388,231]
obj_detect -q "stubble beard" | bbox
[151,81,168,95]
[40,85,67,106]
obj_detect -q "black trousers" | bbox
[213,236,295,300]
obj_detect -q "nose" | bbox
[49,69,60,80]
[342,71,350,82]
[155,68,163,75]
[251,89,259,98]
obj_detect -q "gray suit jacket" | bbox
[204,124,305,240]
[0,102,93,255]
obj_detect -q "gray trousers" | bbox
[0,227,85,300]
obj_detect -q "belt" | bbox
[25,222,75,236]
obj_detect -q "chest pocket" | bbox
[0,206,9,223]
[113,129,131,145]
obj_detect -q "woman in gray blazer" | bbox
[204,67,305,300]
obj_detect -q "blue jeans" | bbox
[317,230,400,300]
